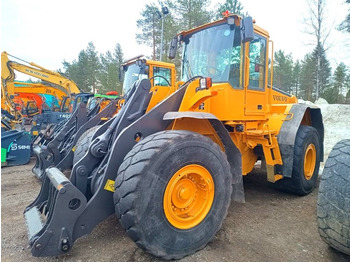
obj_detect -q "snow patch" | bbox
[315,98,328,105]
[318,103,350,174]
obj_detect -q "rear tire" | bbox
[317,139,350,255]
[275,125,320,195]
[73,126,99,165]
[114,130,232,260]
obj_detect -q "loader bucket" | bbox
[1,130,31,167]
[24,79,187,257]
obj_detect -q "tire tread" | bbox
[73,126,100,165]
[317,139,350,255]
[114,130,232,259]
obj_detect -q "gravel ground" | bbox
[1,158,349,262]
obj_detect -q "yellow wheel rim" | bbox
[163,164,215,229]
[304,144,316,180]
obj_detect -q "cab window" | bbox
[153,67,171,86]
[26,102,39,115]
[248,34,267,90]
[228,44,243,89]
[61,98,71,113]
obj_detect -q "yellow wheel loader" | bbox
[24,14,323,259]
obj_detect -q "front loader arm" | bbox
[24,79,186,256]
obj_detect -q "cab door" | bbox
[244,33,268,117]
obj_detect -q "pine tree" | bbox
[61,42,121,93]
[84,42,100,93]
[339,0,350,32]
[273,50,294,93]
[64,50,91,92]
[136,3,162,60]
[292,60,301,97]
[312,45,331,97]
[98,44,124,94]
[99,51,118,93]
[345,72,350,103]
[61,59,81,91]
[113,43,124,92]
[331,63,348,103]
[215,0,245,19]
[77,50,91,92]
[174,0,212,30]
[114,43,124,68]
[299,53,316,101]
[299,46,331,102]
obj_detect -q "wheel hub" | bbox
[304,143,316,180]
[164,164,214,229]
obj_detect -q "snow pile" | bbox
[315,98,328,105]
[298,99,315,105]
[297,99,350,173]
[318,103,350,173]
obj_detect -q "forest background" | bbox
[40,0,350,104]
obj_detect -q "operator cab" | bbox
[181,21,244,88]
[120,57,176,111]
[120,59,149,97]
[170,14,270,118]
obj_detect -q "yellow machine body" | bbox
[145,15,322,183]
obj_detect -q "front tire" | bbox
[113,130,232,260]
[73,126,100,165]
[275,125,321,195]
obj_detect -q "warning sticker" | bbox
[71,146,76,152]
[104,179,115,192]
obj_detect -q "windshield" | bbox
[122,63,148,95]
[182,23,242,88]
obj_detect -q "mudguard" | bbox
[163,111,244,203]
[277,103,324,178]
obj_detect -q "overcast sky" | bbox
[1,0,349,80]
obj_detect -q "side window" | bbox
[61,98,71,113]
[27,102,38,114]
[153,67,171,86]
[248,35,267,90]
[228,44,243,89]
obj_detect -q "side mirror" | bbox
[241,17,254,43]
[168,36,178,60]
